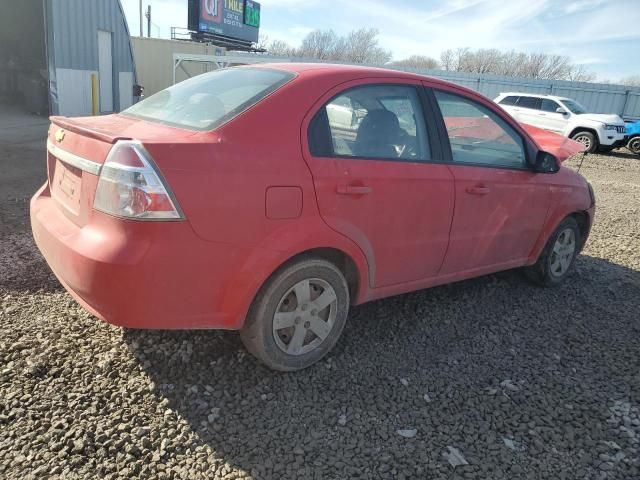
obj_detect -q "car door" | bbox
[514,96,544,128]
[302,80,455,288]
[539,98,568,133]
[429,88,551,275]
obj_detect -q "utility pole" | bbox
[145,5,151,38]
[139,0,143,37]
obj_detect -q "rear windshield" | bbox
[122,68,295,131]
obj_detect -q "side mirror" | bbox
[556,107,568,115]
[533,151,559,173]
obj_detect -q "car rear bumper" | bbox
[30,183,248,330]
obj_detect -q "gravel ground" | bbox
[1,144,639,479]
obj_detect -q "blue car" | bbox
[625,120,640,154]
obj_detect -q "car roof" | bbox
[240,62,462,89]
[498,92,571,101]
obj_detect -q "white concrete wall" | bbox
[131,37,224,97]
[118,71,134,110]
[55,68,97,117]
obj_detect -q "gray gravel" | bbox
[1,145,640,479]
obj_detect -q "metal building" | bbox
[0,0,137,118]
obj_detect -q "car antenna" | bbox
[576,151,587,174]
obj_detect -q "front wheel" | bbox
[628,136,640,155]
[571,131,597,153]
[525,217,581,286]
[240,257,350,371]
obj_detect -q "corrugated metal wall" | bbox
[387,67,640,119]
[131,37,224,97]
[46,0,136,115]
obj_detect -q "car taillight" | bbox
[93,140,183,220]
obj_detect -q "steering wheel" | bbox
[396,129,418,158]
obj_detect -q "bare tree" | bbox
[566,64,597,82]
[440,48,470,72]
[389,55,439,70]
[439,47,595,82]
[265,28,391,65]
[266,39,297,57]
[299,30,339,60]
[620,75,640,87]
[336,28,392,64]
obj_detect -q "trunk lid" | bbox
[46,114,197,226]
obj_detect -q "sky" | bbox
[120,0,640,81]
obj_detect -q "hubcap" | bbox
[550,228,576,277]
[272,278,338,356]
[574,135,591,150]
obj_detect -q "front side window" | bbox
[540,99,561,112]
[311,85,430,161]
[123,68,295,130]
[434,90,526,168]
[561,99,587,114]
[516,96,541,110]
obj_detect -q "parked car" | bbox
[494,92,627,153]
[31,65,594,371]
[625,119,640,155]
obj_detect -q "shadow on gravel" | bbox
[600,149,638,161]
[0,232,63,294]
[123,254,640,478]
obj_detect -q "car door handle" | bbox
[336,185,372,195]
[465,186,490,195]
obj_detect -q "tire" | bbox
[524,217,581,286]
[240,257,350,371]
[628,136,640,155]
[571,131,597,153]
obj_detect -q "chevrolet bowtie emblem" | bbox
[55,129,66,142]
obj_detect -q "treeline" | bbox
[261,29,604,83]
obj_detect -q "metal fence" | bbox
[383,67,640,120]
[136,47,640,119]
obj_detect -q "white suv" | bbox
[494,92,626,153]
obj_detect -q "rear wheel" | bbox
[525,217,581,286]
[240,258,349,371]
[628,136,640,155]
[571,131,597,153]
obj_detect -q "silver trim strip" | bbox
[47,140,102,175]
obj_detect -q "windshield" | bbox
[561,99,588,115]
[122,68,295,130]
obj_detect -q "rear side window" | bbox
[122,68,295,131]
[309,85,430,161]
[499,96,519,106]
[516,96,541,110]
[434,90,526,169]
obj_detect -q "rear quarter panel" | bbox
[143,73,373,324]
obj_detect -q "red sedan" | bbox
[31,64,594,371]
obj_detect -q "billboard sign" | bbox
[188,0,261,43]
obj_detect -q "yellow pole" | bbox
[91,73,99,115]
